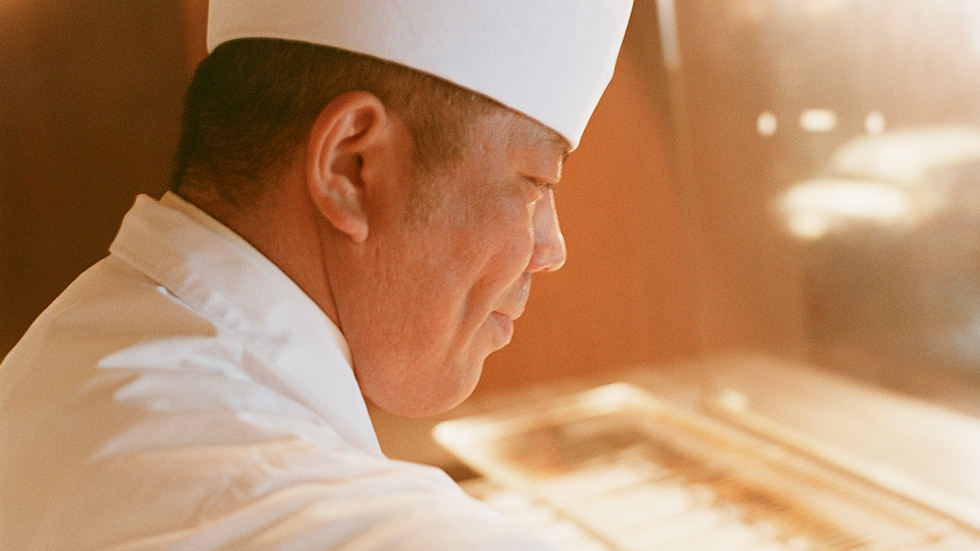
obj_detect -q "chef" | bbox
[0,1,633,548]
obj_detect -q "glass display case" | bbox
[659,0,980,415]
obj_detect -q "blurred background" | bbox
[3,0,980,418]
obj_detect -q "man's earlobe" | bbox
[306,91,389,243]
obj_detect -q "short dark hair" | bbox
[171,39,498,206]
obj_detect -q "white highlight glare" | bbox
[656,0,681,70]
[800,109,838,133]
[779,179,912,240]
[757,111,778,136]
[832,126,980,186]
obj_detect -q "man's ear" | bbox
[306,91,392,243]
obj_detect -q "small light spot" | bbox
[865,111,886,135]
[716,388,750,412]
[799,109,837,133]
[757,111,778,136]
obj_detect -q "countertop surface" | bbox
[370,353,980,528]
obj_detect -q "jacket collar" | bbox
[109,193,382,456]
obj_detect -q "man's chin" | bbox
[488,311,515,349]
[366,360,487,418]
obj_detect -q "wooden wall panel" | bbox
[666,1,810,359]
[0,1,187,352]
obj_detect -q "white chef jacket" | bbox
[0,193,557,551]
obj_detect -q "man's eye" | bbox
[526,177,554,190]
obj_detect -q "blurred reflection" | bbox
[777,125,980,372]
[779,126,980,240]
[437,384,980,550]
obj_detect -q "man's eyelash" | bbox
[527,177,554,190]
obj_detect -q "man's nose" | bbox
[527,189,566,272]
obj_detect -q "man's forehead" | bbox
[538,126,573,163]
[502,109,573,160]
[484,111,570,182]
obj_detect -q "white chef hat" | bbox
[207,0,634,148]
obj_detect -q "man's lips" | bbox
[493,306,524,322]
[495,276,531,320]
